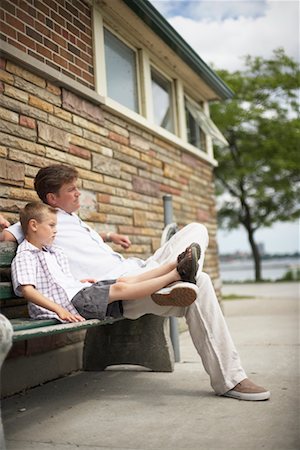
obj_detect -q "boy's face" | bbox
[47,179,81,213]
[33,212,57,247]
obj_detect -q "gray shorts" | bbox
[71,279,123,320]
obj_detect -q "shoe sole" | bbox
[222,390,271,401]
[151,284,198,307]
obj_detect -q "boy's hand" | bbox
[56,306,85,323]
[80,278,97,283]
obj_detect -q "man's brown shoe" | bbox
[223,378,270,401]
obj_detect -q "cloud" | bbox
[150,0,299,71]
[151,0,268,21]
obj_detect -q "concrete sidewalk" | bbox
[2,282,299,450]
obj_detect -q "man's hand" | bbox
[56,306,86,323]
[110,233,131,249]
[0,215,10,230]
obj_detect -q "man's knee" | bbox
[184,222,209,248]
[196,271,211,287]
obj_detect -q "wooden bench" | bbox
[1,222,179,393]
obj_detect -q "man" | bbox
[1,164,270,401]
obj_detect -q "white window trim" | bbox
[92,4,218,166]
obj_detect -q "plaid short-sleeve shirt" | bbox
[11,240,79,321]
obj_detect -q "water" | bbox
[219,256,300,282]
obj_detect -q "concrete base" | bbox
[83,315,175,372]
[1,342,84,397]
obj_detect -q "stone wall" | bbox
[0,56,220,285]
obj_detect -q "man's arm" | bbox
[100,231,131,249]
[0,215,16,242]
[21,285,85,323]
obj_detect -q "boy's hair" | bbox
[20,202,57,234]
[34,165,78,204]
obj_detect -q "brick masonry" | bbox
[0,0,94,88]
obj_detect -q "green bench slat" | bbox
[0,242,17,267]
[0,282,15,299]
[11,317,123,342]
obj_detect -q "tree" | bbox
[210,49,300,281]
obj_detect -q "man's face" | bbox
[33,212,57,247]
[48,179,81,213]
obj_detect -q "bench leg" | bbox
[82,315,174,372]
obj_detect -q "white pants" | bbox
[122,223,247,394]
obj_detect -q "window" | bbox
[104,28,139,112]
[185,103,206,150]
[151,68,174,132]
[185,97,228,150]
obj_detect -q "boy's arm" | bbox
[21,285,85,323]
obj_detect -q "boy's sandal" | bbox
[177,246,199,284]
[177,243,201,264]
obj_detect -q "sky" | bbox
[149,0,300,255]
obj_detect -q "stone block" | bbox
[19,115,36,129]
[5,84,29,103]
[73,114,108,135]
[69,144,90,160]
[6,61,46,87]
[53,107,72,122]
[45,147,91,169]
[0,119,36,141]
[0,132,45,155]
[197,208,210,222]
[0,69,14,84]
[0,160,24,185]
[132,176,160,197]
[14,76,61,106]
[29,95,54,113]
[9,149,48,168]
[38,122,69,150]
[78,189,97,211]
[48,114,82,136]
[62,89,104,124]
[69,135,101,152]
[133,210,147,226]
[109,131,129,145]
[0,106,18,123]
[0,94,48,122]
[92,153,121,177]
[129,133,150,151]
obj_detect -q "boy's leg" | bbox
[109,268,197,303]
[119,261,176,284]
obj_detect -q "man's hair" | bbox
[34,165,78,203]
[20,201,57,234]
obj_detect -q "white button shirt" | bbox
[8,209,146,280]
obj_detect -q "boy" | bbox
[12,202,200,323]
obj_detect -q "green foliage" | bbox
[211,49,300,233]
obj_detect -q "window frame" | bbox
[92,4,217,166]
[149,64,177,134]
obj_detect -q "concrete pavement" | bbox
[2,282,299,450]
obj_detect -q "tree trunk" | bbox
[246,228,262,281]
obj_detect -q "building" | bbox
[0,0,232,392]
